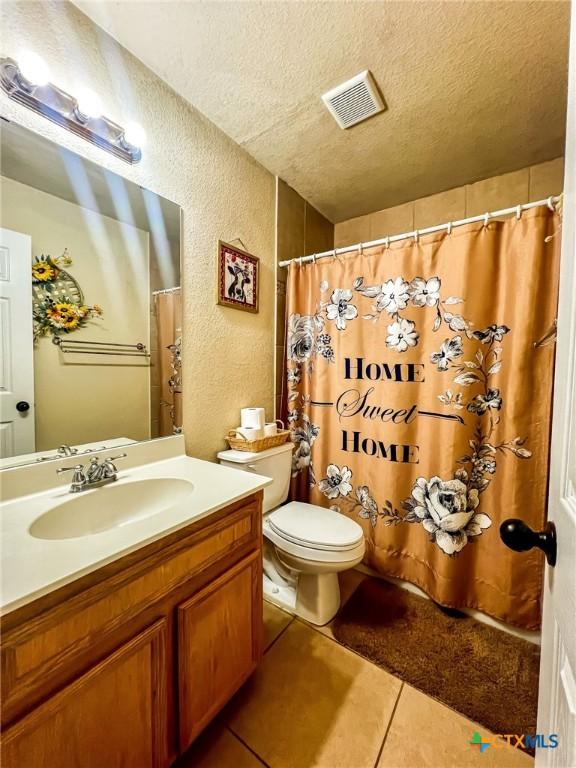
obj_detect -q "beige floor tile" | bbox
[378,685,533,768]
[226,619,401,768]
[263,599,293,650]
[175,720,264,768]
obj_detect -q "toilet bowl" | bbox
[217,443,365,625]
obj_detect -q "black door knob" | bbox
[499,518,557,567]
[16,401,30,413]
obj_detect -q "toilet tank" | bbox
[217,442,293,513]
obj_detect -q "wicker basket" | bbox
[225,420,291,453]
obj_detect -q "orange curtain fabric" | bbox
[154,289,182,436]
[285,209,559,630]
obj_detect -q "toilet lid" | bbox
[267,501,364,551]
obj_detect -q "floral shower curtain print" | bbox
[154,288,182,436]
[284,208,560,630]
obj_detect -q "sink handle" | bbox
[56,464,87,492]
[102,453,127,477]
[57,464,85,475]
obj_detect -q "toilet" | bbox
[217,442,365,625]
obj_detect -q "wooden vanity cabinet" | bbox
[0,492,263,768]
[2,620,169,768]
[178,550,262,752]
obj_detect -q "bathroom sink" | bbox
[29,478,195,540]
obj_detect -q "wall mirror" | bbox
[0,118,182,469]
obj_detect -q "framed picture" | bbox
[216,240,259,313]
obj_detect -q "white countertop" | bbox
[0,453,271,615]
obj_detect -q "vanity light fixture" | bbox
[74,87,103,123]
[0,54,143,163]
[17,50,51,86]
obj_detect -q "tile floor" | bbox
[177,571,534,768]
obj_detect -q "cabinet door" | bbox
[1,619,169,768]
[178,550,262,751]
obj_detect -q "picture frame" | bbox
[216,240,259,313]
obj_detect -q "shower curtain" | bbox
[284,208,559,630]
[154,288,182,436]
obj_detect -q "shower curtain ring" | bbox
[312,253,317,264]
[446,222,452,235]
[384,236,390,250]
[547,196,556,212]
[483,212,490,228]
[414,229,419,244]
[516,205,522,220]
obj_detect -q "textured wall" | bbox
[335,158,565,247]
[1,0,276,460]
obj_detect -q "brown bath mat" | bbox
[332,578,540,748]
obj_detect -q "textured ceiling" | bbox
[72,0,570,222]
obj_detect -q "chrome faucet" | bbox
[57,454,127,493]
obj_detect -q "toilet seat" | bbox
[265,501,365,563]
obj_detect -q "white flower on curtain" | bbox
[472,324,510,343]
[353,274,460,349]
[467,388,503,415]
[326,289,358,330]
[403,473,491,555]
[318,466,404,527]
[356,485,379,527]
[430,335,464,371]
[358,277,410,315]
[386,318,419,352]
[408,276,442,307]
[287,314,316,362]
[437,390,464,409]
[318,464,353,499]
[291,416,320,476]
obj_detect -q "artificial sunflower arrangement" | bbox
[32,249,103,341]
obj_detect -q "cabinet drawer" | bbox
[2,497,260,722]
[2,620,169,768]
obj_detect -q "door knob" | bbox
[16,401,30,412]
[499,519,557,566]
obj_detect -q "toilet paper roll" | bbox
[234,426,264,441]
[241,407,265,429]
[263,423,278,437]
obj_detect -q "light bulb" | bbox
[18,50,51,86]
[76,88,103,119]
[123,121,146,148]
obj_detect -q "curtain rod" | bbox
[278,195,561,268]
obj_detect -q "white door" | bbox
[536,5,576,765]
[0,228,35,458]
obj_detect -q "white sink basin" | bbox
[29,478,195,540]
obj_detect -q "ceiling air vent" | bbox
[322,70,386,129]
